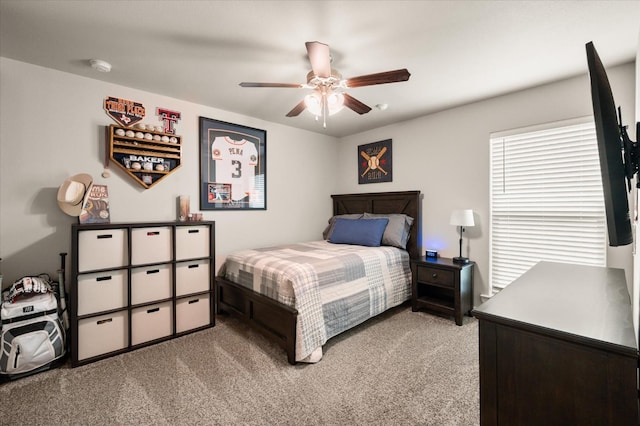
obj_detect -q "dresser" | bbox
[472,261,638,425]
[70,221,215,367]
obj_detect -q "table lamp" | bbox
[450,209,475,263]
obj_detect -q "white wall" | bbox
[336,62,636,307]
[0,58,338,285]
[1,57,636,310]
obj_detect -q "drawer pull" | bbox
[432,273,438,279]
[188,264,199,269]
[147,231,160,236]
[96,276,112,282]
[97,318,113,325]
[97,234,113,239]
[146,269,160,275]
[188,299,200,304]
[147,307,160,314]
[188,229,200,234]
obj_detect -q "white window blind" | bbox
[489,118,606,292]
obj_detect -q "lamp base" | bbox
[452,256,470,264]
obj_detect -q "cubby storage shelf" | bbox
[70,221,215,367]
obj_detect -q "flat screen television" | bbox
[585,41,638,247]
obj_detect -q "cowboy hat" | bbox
[57,173,93,216]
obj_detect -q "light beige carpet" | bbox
[0,305,479,425]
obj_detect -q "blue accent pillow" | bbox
[328,218,389,247]
[322,214,363,240]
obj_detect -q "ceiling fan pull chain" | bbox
[322,92,327,128]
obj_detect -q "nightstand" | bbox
[411,257,474,325]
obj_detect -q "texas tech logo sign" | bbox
[104,96,146,127]
[157,108,181,134]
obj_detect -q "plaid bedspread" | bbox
[220,240,411,361]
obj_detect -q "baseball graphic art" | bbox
[358,139,392,184]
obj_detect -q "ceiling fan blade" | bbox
[239,82,303,88]
[345,69,411,88]
[305,41,331,78]
[343,93,372,115]
[286,100,307,117]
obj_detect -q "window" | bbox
[489,118,606,293]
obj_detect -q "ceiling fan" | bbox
[239,41,411,127]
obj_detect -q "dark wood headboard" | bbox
[331,191,422,259]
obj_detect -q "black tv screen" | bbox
[585,41,633,247]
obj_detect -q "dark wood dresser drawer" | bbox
[416,266,454,288]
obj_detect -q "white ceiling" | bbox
[1,1,639,137]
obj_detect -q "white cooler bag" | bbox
[0,292,66,377]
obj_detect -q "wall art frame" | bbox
[358,139,392,184]
[199,117,266,210]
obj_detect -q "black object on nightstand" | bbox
[410,256,474,325]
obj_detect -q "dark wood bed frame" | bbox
[215,190,422,364]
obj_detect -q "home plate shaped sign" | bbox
[104,96,146,127]
[106,124,182,189]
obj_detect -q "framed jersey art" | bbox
[199,117,266,210]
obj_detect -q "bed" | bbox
[215,190,421,364]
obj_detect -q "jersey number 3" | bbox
[231,160,242,178]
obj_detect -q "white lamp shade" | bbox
[450,209,475,227]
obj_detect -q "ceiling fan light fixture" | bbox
[239,41,410,125]
[304,90,345,117]
[327,92,345,114]
[304,92,322,116]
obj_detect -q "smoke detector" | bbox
[89,59,112,73]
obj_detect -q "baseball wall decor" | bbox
[156,107,181,134]
[107,124,182,189]
[199,117,266,210]
[358,139,392,184]
[104,96,146,127]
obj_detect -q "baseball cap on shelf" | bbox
[57,173,93,216]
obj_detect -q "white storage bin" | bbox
[176,225,210,260]
[176,294,210,333]
[77,269,127,316]
[78,311,128,360]
[131,264,172,305]
[131,302,173,345]
[78,229,128,272]
[131,227,172,265]
[175,259,210,296]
